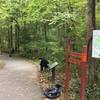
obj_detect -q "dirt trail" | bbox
[0,54,42,100]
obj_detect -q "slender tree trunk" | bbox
[15,25,18,52]
[15,24,20,52]
[87,0,96,86]
[13,19,20,52]
[44,23,48,51]
[8,18,13,57]
[0,32,2,54]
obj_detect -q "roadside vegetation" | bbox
[0,0,100,99]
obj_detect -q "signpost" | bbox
[92,30,100,58]
[65,38,87,100]
[49,62,58,83]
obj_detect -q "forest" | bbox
[0,0,100,100]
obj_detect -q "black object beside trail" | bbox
[39,58,49,71]
[44,84,63,99]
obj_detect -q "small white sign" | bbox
[92,30,100,58]
[49,62,58,69]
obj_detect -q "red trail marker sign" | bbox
[64,38,87,100]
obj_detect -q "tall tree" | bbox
[87,0,96,85]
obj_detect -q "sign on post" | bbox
[49,62,58,69]
[48,62,58,83]
[92,30,100,58]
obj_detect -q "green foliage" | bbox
[0,1,100,99]
[96,2,100,29]
[86,84,100,100]
[20,42,34,59]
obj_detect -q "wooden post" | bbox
[65,39,87,99]
[64,38,71,93]
[50,62,58,83]
[80,46,87,100]
[52,67,56,83]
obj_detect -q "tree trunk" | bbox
[13,19,20,52]
[44,23,48,51]
[0,32,2,54]
[15,24,20,52]
[87,0,96,86]
[8,18,13,57]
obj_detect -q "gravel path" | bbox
[0,54,42,100]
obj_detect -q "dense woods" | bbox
[0,0,88,59]
[0,0,100,99]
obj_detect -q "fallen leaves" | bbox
[39,71,65,100]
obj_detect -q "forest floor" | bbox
[0,54,42,100]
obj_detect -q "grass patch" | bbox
[0,60,5,69]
